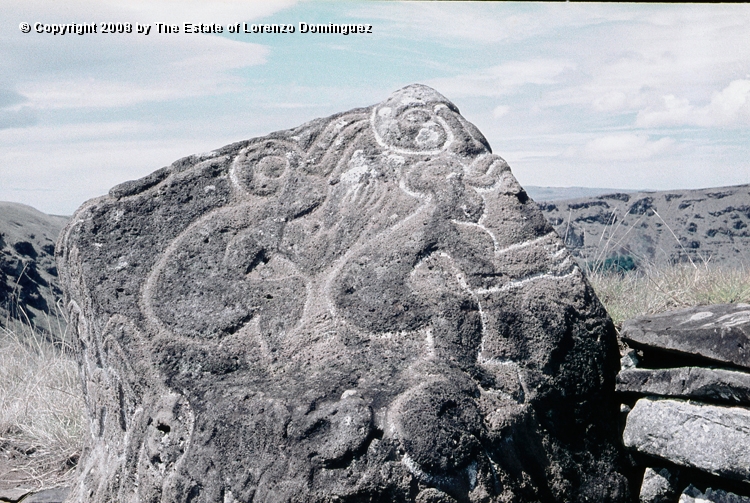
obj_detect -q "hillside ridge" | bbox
[536,184,750,269]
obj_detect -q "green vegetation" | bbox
[587,263,750,327]
[587,254,638,275]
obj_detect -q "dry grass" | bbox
[0,323,85,491]
[587,263,750,327]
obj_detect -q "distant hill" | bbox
[525,186,638,202]
[536,185,750,270]
[0,202,69,339]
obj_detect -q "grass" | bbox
[587,263,750,328]
[0,320,85,492]
[571,203,750,327]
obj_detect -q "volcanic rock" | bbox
[57,84,629,502]
[616,367,750,404]
[17,487,70,503]
[638,467,678,503]
[680,484,750,503]
[623,397,750,483]
[621,304,750,370]
[0,487,30,503]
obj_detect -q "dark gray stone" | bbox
[57,84,629,503]
[621,304,750,369]
[617,366,750,404]
[680,484,750,503]
[623,397,750,483]
[0,487,30,503]
[621,348,640,370]
[19,487,69,503]
[639,467,678,503]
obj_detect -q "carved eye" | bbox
[372,105,450,154]
[230,141,300,197]
[257,155,287,179]
[403,109,431,124]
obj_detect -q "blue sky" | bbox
[2,1,750,215]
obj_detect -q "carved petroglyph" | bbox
[58,84,627,502]
[679,306,750,329]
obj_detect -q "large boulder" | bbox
[57,84,629,502]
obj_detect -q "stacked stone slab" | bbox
[57,85,631,502]
[618,304,750,503]
[679,485,750,503]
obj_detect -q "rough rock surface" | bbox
[0,202,68,338]
[15,487,70,503]
[0,486,31,502]
[638,467,678,503]
[623,397,750,483]
[616,367,750,404]
[621,305,750,370]
[680,484,750,503]
[57,84,629,502]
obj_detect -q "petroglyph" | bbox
[57,84,628,502]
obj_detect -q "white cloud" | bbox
[592,91,627,112]
[0,120,232,214]
[637,80,750,128]
[2,1,293,110]
[352,3,540,44]
[426,59,574,98]
[580,134,675,161]
[17,36,268,109]
[492,105,509,118]
[542,6,750,116]
[353,3,639,45]
[635,95,693,127]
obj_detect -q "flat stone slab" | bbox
[0,487,31,503]
[616,367,750,404]
[0,487,69,503]
[679,484,750,503]
[623,397,750,483]
[18,487,70,503]
[621,304,750,369]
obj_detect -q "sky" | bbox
[2,1,750,215]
